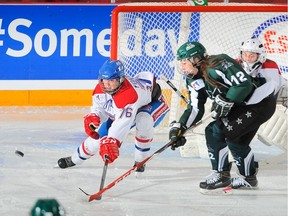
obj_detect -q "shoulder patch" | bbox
[191,79,205,91]
[113,78,138,108]
[262,60,281,74]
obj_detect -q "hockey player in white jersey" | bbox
[57,59,169,173]
[228,37,287,189]
[237,38,287,105]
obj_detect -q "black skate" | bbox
[134,161,146,172]
[231,175,258,189]
[199,170,232,195]
[134,161,146,178]
[231,161,259,189]
[57,156,75,169]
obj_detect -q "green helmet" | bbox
[30,199,65,216]
[177,42,207,63]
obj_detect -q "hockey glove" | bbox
[84,113,100,139]
[169,121,187,150]
[211,95,234,119]
[99,136,121,164]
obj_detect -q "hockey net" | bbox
[111,2,288,155]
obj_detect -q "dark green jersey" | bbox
[179,75,207,128]
[205,54,255,103]
[178,54,261,129]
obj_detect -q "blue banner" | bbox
[0,5,116,80]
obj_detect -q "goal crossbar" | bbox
[111,5,287,59]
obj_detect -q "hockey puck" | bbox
[15,150,24,157]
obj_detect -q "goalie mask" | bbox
[30,199,65,216]
[239,38,267,77]
[98,59,125,95]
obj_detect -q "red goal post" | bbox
[110,3,288,131]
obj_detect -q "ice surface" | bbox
[0,107,287,216]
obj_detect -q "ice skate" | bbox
[134,161,146,178]
[199,170,232,195]
[231,175,258,189]
[57,156,76,169]
[231,161,258,189]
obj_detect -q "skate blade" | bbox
[53,163,60,168]
[134,172,144,179]
[200,186,233,195]
[232,186,259,190]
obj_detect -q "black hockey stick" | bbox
[79,156,109,200]
[79,123,109,200]
[160,74,190,104]
[95,155,109,200]
[81,112,213,202]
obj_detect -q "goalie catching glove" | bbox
[169,121,187,150]
[84,113,100,139]
[99,136,121,164]
[211,95,234,119]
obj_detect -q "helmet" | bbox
[30,199,65,216]
[98,59,125,80]
[239,38,267,77]
[98,59,125,94]
[177,42,207,65]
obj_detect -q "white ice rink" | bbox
[0,106,287,216]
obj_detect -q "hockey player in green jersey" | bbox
[169,41,276,194]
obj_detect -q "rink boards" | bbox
[0,4,287,105]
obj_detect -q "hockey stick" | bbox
[83,112,213,202]
[96,155,109,200]
[79,124,109,200]
[79,155,109,200]
[160,74,189,104]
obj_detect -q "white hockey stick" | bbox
[160,74,190,104]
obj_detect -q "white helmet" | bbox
[239,38,267,77]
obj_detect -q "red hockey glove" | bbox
[84,113,100,139]
[99,137,121,164]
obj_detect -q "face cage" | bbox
[100,78,123,95]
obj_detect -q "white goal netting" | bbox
[111,2,288,156]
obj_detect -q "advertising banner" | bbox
[0,4,116,105]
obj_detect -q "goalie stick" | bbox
[160,74,190,104]
[80,112,213,202]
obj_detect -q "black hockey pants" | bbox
[205,94,276,176]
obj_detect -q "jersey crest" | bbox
[221,59,234,71]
